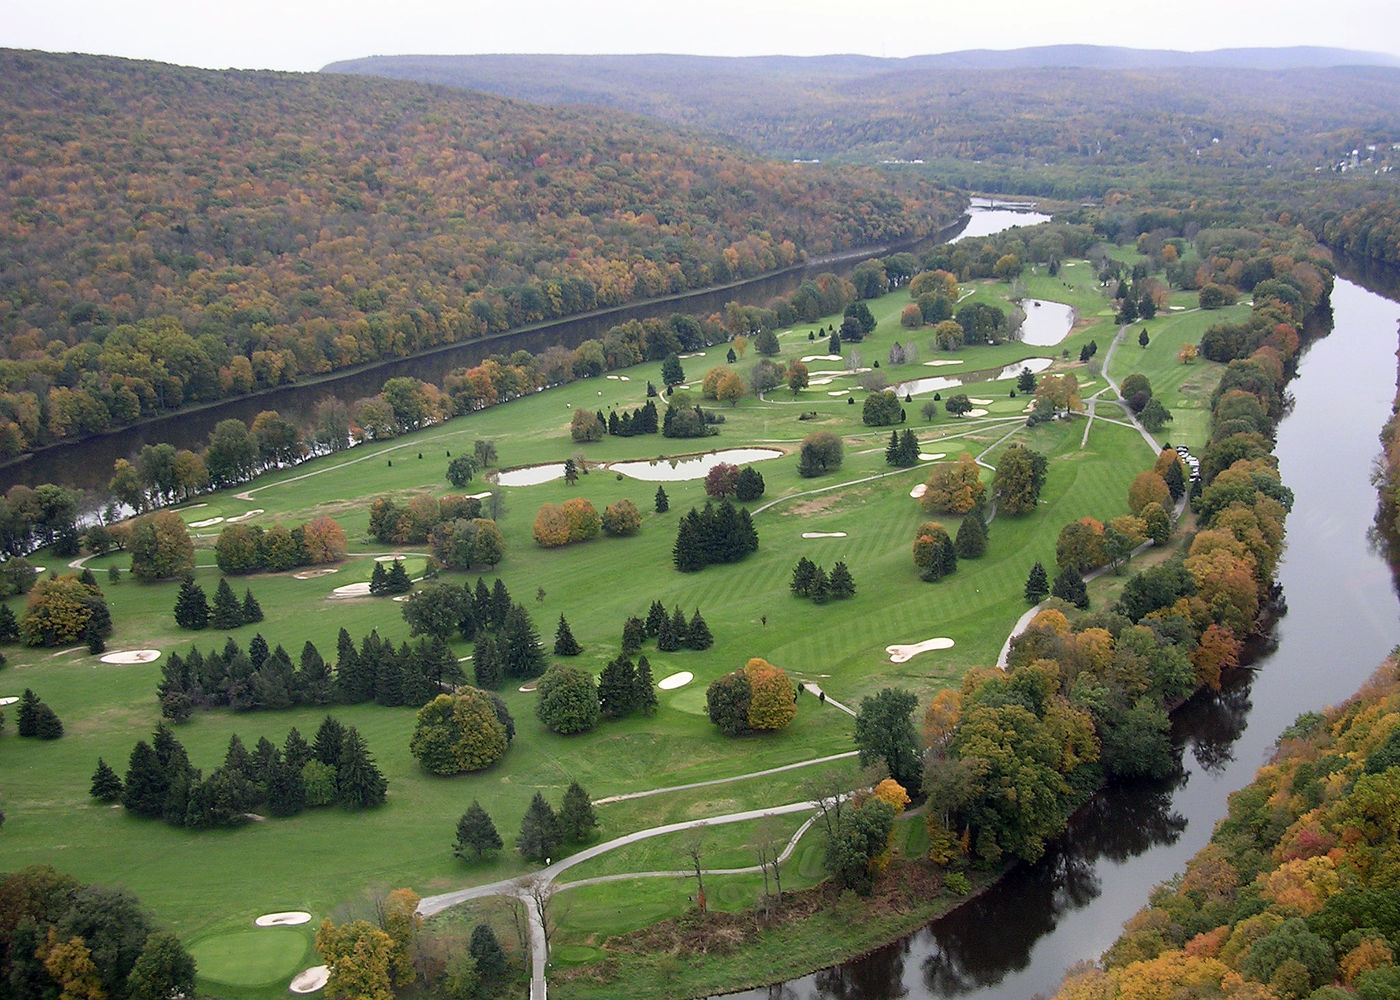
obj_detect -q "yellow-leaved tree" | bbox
[744,658,796,732]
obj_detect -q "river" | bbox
[722,274,1400,999]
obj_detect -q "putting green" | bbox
[190,927,310,987]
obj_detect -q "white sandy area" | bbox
[886,637,955,663]
[0,697,17,706]
[657,671,693,690]
[924,359,964,366]
[225,508,263,523]
[605,374,630,380]
[255,911,311,927]
[909,483,928,499]
[290,967,329,994]
[188,517,224,528]
[518,681,538,692]
[374,554,409,562]
[467,491,493,500]
[679,352,707,359]
[100,649,161,664]
[917,452,946,462]
[331,582,372,598]
[30,566,46,574]
[809,378,833,386]
[969,397,994,405]
[827,390,850,396]
[392,594,411,602]
[965,408,989,417]
[802,531,847,539]
[292,568,338,579]
[801,354,842,362]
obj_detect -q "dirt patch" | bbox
[786,492,857,518]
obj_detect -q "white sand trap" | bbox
[969,398,994,405]
[255,911,311,927]
[827,390,851,396]
[802,531,847,539]
[924,359,964,367]
[374,554,409,562]
[100,649,161,664]
[225,509,264,523]
[679,352,707,359]
[965,408,989,417]
[467,491,492,500]
[809,378,833,386]
[886,637,955,663]
[802,354,842,362]
[0,697,17,706]
[290,966,329,994]
[658,671,694,690]
[918,452,946,461]
[392,594,410,602]
[518,681,538,693]
[605,374,631,380]
[188,517,224,528]
[331,582,372,598]
[30,566,46,574]
[910,483,928,499]
[293,568,338,579]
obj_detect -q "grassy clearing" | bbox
[0,261,1222,999]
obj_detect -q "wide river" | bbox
[722,272,1400,998]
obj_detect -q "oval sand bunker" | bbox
[289,966,329,994]
[802,531,847,539]
[100,649,161,664]
[886,637,955,663]
[255,911,311,927]
[657,671,693,690]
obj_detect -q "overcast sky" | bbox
[7,0,1400,72]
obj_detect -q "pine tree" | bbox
[621,616,646,655]
[884,429,902,466]
[658,607,685,652]
[686,609,714,650]
[517,792,562,862]
[558,781,598,842]
[898,429,921,466]
[672,511,705,572]
[955,510,988,558]
[265,753,307,817]
[490,578,512,629]
[16,688,39,737]
[553,614,581,656]
[369,561,389,595]
[468,924,508,981]
[32,703,63,739]
[90,758,124,801]
[1025,561,1049,604]
[654,485,670,513]
[241,588,264,623]
[1051,565,1090,609]
[499,604,546,679]
[385,560,412,594]
[312,715,347,767]
[173,580,209,630]
[829,561,856,599]
[122,740,170,817]
[335,727,387,809]
[634,656,658,716]
[473,635,503,689]
[1163,456,1186,501]
[641,599,665,638]
[791,557,818,597]
[597,654,638,718]
[248,632,269,668]
[810,565,831,604]
[211,578,242,629]
[454,800,503,860]
[0,603,17,641]
[283,727,313,772]
[474,578,494,625]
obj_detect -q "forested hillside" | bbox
[0,50,960,459]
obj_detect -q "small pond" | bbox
[894,358,1052,397]
[609,448,784,481]
[1016,299,1075,346]
[493,463,568,487]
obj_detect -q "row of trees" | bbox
[212,516,347,575]
[172,578,263,630]
[705,658,797,735]
[454,781,599,863]
[533,497,641,547]
[12,688,64,739]
[107,717,386,829]
[790,558,856,602]
[622,602,714,655]
[672,499,759,571]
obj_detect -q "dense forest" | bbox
[0,50,962,460]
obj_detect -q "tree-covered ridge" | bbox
[0,49,961,457]
[1054,654,1400,1000]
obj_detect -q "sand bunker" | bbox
[292,568,338,580]
[827,390,850,396]
[374,554,409,562]
[467,491,493,500]
[605,374,630,380]
[518,681,538,693]
[392,594,410,602]
[255,911,311,927]
[679,352,707,359]
[0,697,17,706]
[886,637,955,663]
[910,483,928,499]
[802,531,847,539]
[188,517,224,528]
[808,378,833,386]
[657,671,693,690]
[290,966,329,994]
[969,398,994,405]
[330,582,372,598]
[225,509,264,523]
[965,408,989,417]
[30,566,46,574]
[802,354,842,362]
[100,649,161,664]
[918,452,946,462]
[924,359,963,367]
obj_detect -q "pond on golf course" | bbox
[609,447,784,481]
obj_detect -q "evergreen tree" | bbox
[90,757,124,801]
[16,688,39,737]
[0,603,17,641]
[334,630,375,704]
[558,781,598,842]
[553,614,581,656]
[955,509,988,558]
[644,599,668,638]
[686,609,714,650]
[312,715,347,767]
[283,726,313,772]
[1024,561,1050,604]
[898,429,921,466]
[248,632,269,669]
[265,753,307,817]
[791,557,818,597]
[1017,367,1037,393]
[473,634,503,689]
[1163,456,1186,501]
[211,578,242,629]
[734,466,765,501]
[621,616,646,655]
[241,588,263,623]
[32,703,63,739]
[634,656,658,716]
[884,429,902,466]
[657,607,685,652]
[597,654,638,718]
[1052,565,1090,609]
[369,561,389,595]
[122,740,169,817]
[222,733,253,777]
[490,578,512,629]
[297,641,334,705]
[468,924,508,981]
[384,559,412,594]
[499,604,546,679]
[829,561,856,599]
[654,485,670,513]
[335,727,387,809]
[454,800,503,860]
[672,510,705,572]
[810,565,831,603]
[474,577,494,625]
[173,579,209,630]
[517,792,562,861]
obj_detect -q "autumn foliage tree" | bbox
[921,454,986,514]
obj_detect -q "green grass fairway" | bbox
[189,927,312,988]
